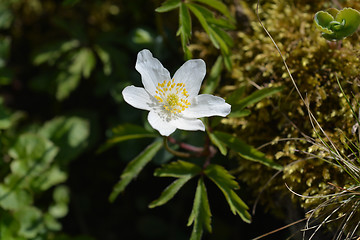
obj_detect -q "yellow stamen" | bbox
[154,79,191,114]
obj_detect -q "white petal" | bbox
[135,49,171,95]
[172,59,206,97]
[122,86,154,111]
[183,94,231,118]
[148,111,177,136]
[171,117,205,132]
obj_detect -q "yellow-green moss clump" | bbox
[192,0,360,235]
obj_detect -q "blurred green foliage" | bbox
[0,0,175,239]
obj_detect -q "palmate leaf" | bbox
[204,164,251,223]
[229,86,282,118]
[231,86,283,110]
[149,176,191,208]
[154,160,202,177]
[109,140,163,202]
[32,39,80,66]
[97,124,157,153]
[155,0,181,13]
[150,160,202,208]
[180,3,192,38]
[178,3,192,59]
[208,132,227,156]
[213,131,283,170]
[55,71,81,100]
[69,48,96,78]
[187,178,212,240]
[192,0,233,21]
[187,3,232,54]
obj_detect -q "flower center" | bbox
[154,79,191,114]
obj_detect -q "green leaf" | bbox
[97,124,157,153]
[48,185,70,219]
[210,24,234,48]
[213,131,283,170]
[0,211,26,240]
[44,213,62,231]
[49,202,68,219]
[32,39,80,66]
[202,55,223,95]
[0,99,12,129]
[228,109,251,118]
[192,0,232,20]
[149,176,191,208]
[210,27,229,54]
[178,26,193,60]
[9,133,59,179]
[131,28,154,45]
[207,17,236,30]
[187,3,231,54]
[335,8,360,39]
[204,164,251,223]
[187,3,216,47]
[188,178,212,240]
[225,86,246,105]
[232,86,283,111]
[314,11,334,34]
[55,71,81,100]
[0,4,13,29]
[178,3,192,59]
[39,116,90,164]
[204,164,239,189]
[180,3,192,38]
[0,184,32,210]
[315,7,360,41]
[0,36,11,68]
[154,160,202,178]
[109,140,163,202]
[94,45,112,75]
[208,132,227,156]
[223,53,232,71]
[15,206,44,238]
[30,165,67,191]
[69,48,96,78]
[155,0,181,13]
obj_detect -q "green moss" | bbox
[192,0,360,235]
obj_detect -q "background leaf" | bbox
[38,116,90,164]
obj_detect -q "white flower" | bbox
[122,49,231,136]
